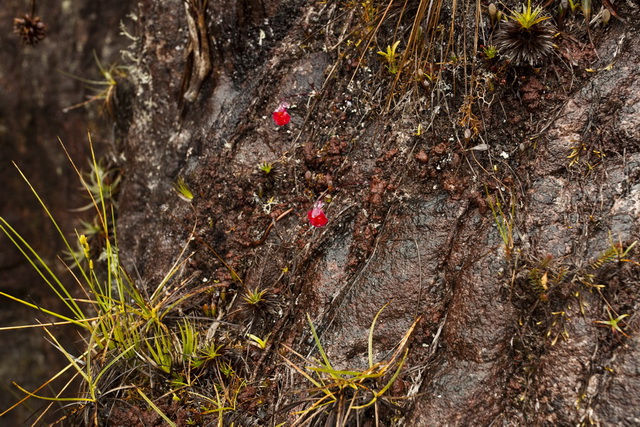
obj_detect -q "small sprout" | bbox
[307,200,328,228]
[566,0,580,13]
[601,8,611,26]
[201,303,216,317]
[272,102,291,126]
[595,309,630,337]
[74,160,120,211]
[258,161,274,174]
[173,176,194,201]
[243,287,268,305]
[62,52,127,116]
[482,45,498,60]
[247,333,270,349]
[78,219,102,238]
[198,340,224,364]
[488,3,503,25]
[377,40,401,74]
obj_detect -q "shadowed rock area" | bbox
[0,1,131,424]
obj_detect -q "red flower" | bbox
[307,200,328,227]
[272,102,291,126]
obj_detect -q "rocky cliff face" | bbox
[2,0,640,425]
[118,2,640,424]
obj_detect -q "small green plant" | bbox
[487,189,515,258]
[526,255,570,302]
[173,175,194,201]
[590,239,637,270]
[483,45,498,59]
[62,51,127,116]
[146,331,174,374]
[282,305,420,426]
[495,0,555,65]
[178,319,201,367]
[258,161,274,174]
[80,159,120,207]
[198,340,224,366]
[360,0,377,24]
[377,40,401,74]
[0,136,235,424]
[595,309,629,338]
[243,286,268,305]
[510,0,550,29]
[247,333,269,349]
[566,0,581,13]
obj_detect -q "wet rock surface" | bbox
[2,1,640,426]
[91,3,640,425]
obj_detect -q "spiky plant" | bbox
[495,0,555,66]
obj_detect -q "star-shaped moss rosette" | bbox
[495,0,555,66]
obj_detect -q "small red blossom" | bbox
[307,200,328,227]
[272,102,291,126]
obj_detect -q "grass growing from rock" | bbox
[282,308,420,426]
[0,137,246,425]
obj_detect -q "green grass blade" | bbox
[377,349,408,397]
[308,367,364,377]
[0,219,85,321]
[368,303,388,368]
[280,353,327,392]
[136,387,177,427]
[0,291,87,328]
[12,163,91,281]
[93,344,136,386]
[306,313,334,373]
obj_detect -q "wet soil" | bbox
[2,0,640,425]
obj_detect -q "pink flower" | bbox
[272,102,291,126]
[307,200,328,227]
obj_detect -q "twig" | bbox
[182,0,212,104]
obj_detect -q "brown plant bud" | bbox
[13,14,46,45]
[602,9,611,26]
